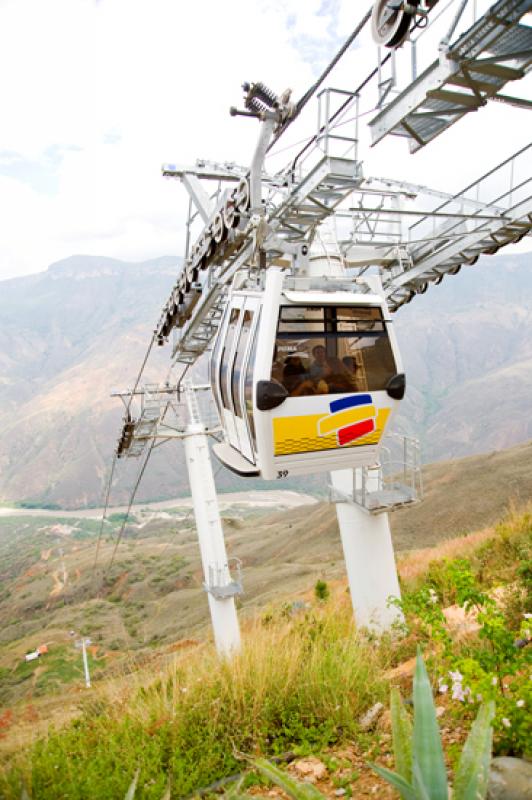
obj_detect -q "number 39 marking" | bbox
[277,470,289,479]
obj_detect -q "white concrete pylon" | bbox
[183,420,241,657]
[330,467,403,631]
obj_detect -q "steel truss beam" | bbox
[369,0,532,151]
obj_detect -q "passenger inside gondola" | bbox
[342,356,363,391]
[326,357,357,393]
[282,356,313,396]
[309,345,329,381]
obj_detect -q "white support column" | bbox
[330,467,402,631]
[81,639,91,688]
[184,422,241,657]
[75,637,92,688]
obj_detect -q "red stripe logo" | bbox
[337,418,375,446]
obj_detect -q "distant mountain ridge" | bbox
[0,251,530,507]
[394,251,532,461]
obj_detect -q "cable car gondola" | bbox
[211,267,405,479]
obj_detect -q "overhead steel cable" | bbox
[289,53,392,176]
[103,389,179,574]
[91,329,158,576]
[266,102,380,162]
[104,437,157,574]
[271,4,434,173]
[267,6,373,152]
[125,330,158,419]
[92,451,118,573]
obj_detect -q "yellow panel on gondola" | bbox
[273,405,390,456]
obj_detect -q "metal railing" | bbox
[329,433,422,513]
[205,557,243,600]
[408,143,532,258]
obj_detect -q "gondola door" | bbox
[218,296,243,447]
[218,294,260,464]
[231,297,260,463]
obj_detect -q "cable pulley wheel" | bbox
[371,0,419,48]
[212,212,225,244]
[223,196,238,229]
[234,178,250,214]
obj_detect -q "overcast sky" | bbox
[0,0,530,279]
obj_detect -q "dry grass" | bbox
[397,502,532,583]
[397,527,497,582]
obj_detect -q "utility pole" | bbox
[75,637,92,688]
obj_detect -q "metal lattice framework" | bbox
[370,0,532,151]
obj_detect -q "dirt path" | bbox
[49,570,65,598]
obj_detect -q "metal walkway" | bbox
[370,0,532,152]
[272,156,363,241]
[383,142,532,308]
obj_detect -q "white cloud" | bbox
[0,0,530,279]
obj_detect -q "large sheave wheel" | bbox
[371,0,419,48]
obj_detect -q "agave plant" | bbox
[370,648,495,800]
[223,759,326,799]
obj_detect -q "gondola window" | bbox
[273,306,396,397]
[220,308,240,410]
[244,313,260,447]
[231,309,254,418]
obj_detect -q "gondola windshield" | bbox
[272,305,396,398]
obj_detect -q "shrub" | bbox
[314,580,329,602]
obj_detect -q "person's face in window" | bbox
[312,346,326,365]
[343,357,357,374]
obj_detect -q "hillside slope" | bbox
[1,438,530,706]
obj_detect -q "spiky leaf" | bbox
[412,760,432,800]
[368,762,417,800]
[124,769,140,800]
[159,781,172,800]
[391,687,413,783]
[252,758,326,799]
[412,648,448,800]
[453,701,495,800]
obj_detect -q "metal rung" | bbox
[427,88,484,107]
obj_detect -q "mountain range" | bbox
[0,250,530,508]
